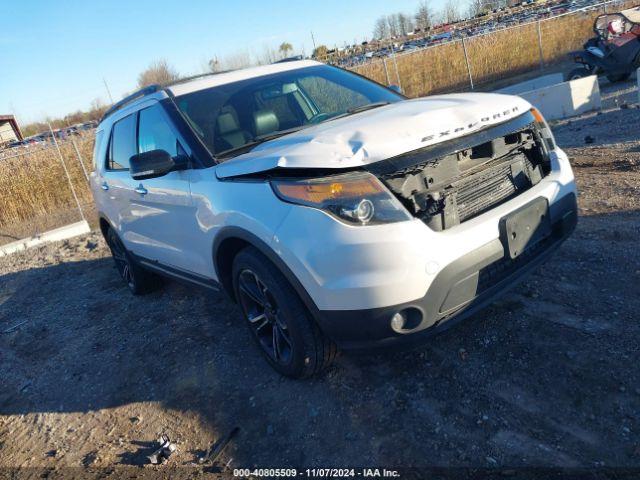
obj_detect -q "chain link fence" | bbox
[0,133,95,247]
[350,0,638,97]
[2,0,638,248]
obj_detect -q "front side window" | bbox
[108,114,137,170]
[175,65,402,158]
[138,104,181,156]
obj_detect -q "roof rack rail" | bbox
[273,55,305,64]
[101,84,162,122]
[166,70,233,88]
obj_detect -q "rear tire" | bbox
[105,228,161,295]
[232,247,338,378]
[566,67,591,81]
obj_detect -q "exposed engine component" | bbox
[374,122,551,231]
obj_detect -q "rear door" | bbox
[100,113,138,243]
[126,102,201,272]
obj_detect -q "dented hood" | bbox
[215,93,532,178]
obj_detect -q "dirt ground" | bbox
[1,106,639,478]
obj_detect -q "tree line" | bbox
[21,42,298,136]
[21,0,514,135]
[373,0,512,40]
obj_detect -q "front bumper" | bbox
[272,149,577,348]
[315,193,577,348]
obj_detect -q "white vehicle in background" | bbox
[91,60,577,378]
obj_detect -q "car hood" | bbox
[215,93,532,178]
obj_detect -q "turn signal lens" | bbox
[272,172,411,226]
[275,174,381,204]
[530,107,545,124]
[530,107,556,151]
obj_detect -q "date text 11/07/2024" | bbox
[232,468,401,477]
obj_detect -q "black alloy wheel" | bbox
[106,228,159,295]
[231,247,338,378]
[107,229,135,290]
[237,269,293,365]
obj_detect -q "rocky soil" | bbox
[0,107,639,478]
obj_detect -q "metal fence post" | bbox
[537,20,545,70]
[383,58,391,86]
[387,44,403,91]
[391,52,403,92]
[48,124,86,222]
[70,137,90,182]
[461,37,475,90]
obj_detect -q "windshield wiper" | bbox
[216,140,264,159]
[327,102,391,123]
[346,101,391,115]
[216,125,309,159]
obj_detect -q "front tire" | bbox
[232,247,337,378]
[105,228,160,295]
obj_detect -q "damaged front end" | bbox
[367,110,553,231]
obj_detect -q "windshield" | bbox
[174,65,403,159]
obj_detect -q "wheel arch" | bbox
[98,214,113,242]
[212,227,321,319]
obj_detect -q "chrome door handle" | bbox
[135,185,148,195]
[101,182,109,191]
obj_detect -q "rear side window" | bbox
[138,104,181,156]
[108,114,137,170]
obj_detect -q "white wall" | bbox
[519,75,601,121]
[0,121,19,144]
[497,73,565,95]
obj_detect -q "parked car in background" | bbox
[322,0,607,67]
[4,140,24,149]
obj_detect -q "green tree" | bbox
[279,42,293,58]
[312,45,329,60]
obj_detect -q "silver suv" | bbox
[91,60,578,378]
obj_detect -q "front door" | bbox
[126,102,202,273]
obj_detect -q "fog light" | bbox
[391,312,406,332]
[390,308,424,333]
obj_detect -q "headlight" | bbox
[530,107,556,151]
[271,171,412,226]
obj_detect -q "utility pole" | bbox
[310,31,317,51]
[103,78,114,104]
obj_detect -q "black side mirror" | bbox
[129,150,187,180]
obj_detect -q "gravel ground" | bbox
[0,106,639,478]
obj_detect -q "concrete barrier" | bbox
[0,220,91,257]
[497,73,565,95]
[518,75,601,121]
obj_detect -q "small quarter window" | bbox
[92,130,105,171]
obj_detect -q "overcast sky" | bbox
[1,0,463,124]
